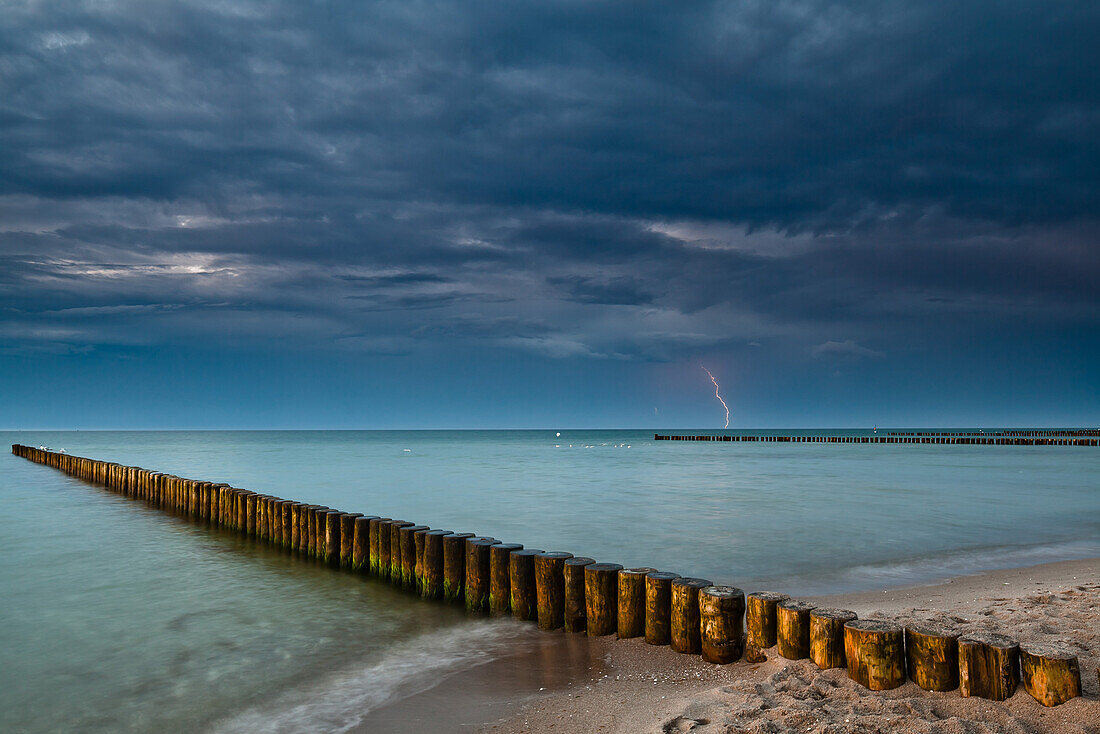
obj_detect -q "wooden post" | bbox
[466,537,502,614]
[509,548,544,621]
[563,557,595,633]
[352,516,378,572]
[421,529,452,599]
[644,571,680,646]
[844,619,906,690]
[368,517,392,576]
[311,506,331,558]
[746,591,789,649]
[245,494,257,536]
[905,623,959,692]
[618,567,656,639]
[584,563,623,637]
[1019,642,1081,706]
[401,525,430,591]
[280,501,292,548]
[324,511,343,566]
[959,632,1019,701]
[699,586,745,664]
[809,608,858,670]
[489,543,523,616]
[340,513,363,568]
[777,599,815,660]
[388,521,413,584]
[670,577,712,654]
[413,527,432,592]
[443,532,475,603]
[535,551,574,631]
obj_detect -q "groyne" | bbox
[655,433,1098,446]
[10,443,1088,707]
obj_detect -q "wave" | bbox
[210,620,537,734]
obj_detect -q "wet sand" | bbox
[438,558,1100,733]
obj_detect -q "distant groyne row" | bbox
[887,429,1099,437]
[655,434,1099,446]
[11,444,1086,707]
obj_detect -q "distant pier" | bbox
[654,432,1098,446]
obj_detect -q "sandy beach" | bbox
[475,558,1099,733]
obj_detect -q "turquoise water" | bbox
[2,429,1097,732]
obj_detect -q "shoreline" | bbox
[360,558,1099,732]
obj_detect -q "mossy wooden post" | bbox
[421,529,452,599]
[312,506,331,558]
[489,543,523,616]
[340,513,363,567]
[670,577,712,654]
[906,623,959,692]
[466,538,503,615]
[245,494,258,537]
[844,619,906,690]
[508,548,543,621]
[389,521,413,584]
[351,516,374,570]
[584,563,623,636]
[535,551,574,630]
[810,608,857,670]
[413,527,433,591]
[300,504,319,555]
[401,525,429,592]
[777,599,815,660]
[1020,643,1081,706]
[618,567,656,639]
[323,511,343,565]
[368,517,392,576]
[563,557,594,632]
[958,632,1019,701]
[289,503,302,551]
[278,501,291,547]
[699,586,746,664]
[644,571,680,645]
[443,532,475,603]
[747,592,789,649]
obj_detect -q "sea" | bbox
[1,429,1097,732]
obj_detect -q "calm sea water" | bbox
[2,429,1097,732]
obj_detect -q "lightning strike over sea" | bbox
[701,365,730,429]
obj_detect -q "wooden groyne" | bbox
[10,443,1087,708]
[655,434,1099,446]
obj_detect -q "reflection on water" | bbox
[1,429,1097,732]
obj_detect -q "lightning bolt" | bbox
[701,365,730,429]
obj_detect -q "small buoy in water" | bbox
[403,448,411,452]
[556,432,561,437]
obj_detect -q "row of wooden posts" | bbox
[654,434,1099,446]
[889,430,1099,437]
[11,444,1086,707]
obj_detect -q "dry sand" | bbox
[481,558,1100,734]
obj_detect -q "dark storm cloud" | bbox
[0,0,1097,361]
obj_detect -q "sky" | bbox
[1,0,1097,429]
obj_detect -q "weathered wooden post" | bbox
[670,577,712,654]
[311,506,331,557]
[245,494,258,536]
[389,521,413,584]
[489,543,523,616]
[421,529,452,599]
[535,551,574,630]
[413,526,432,591]
[618,567,656,639]
[905,623,959,691]
[1020,643,1081,706]
[563,557,595,632]
[644,571,679,646]
[466,538,503,614]
[509,548,544,621]
[584,563,623,636]
[368,517,392,576]
[443,532,475,603]
[809,608,858,669]
[323,510,343,565]
[746,591,789,649]
[699,586,745,664]
[958,632,1019,701]
[844,619,906,690]
[777,599,815,660]
[352,516,378,572]
[340,513,363,567]
[401,525,430,591]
